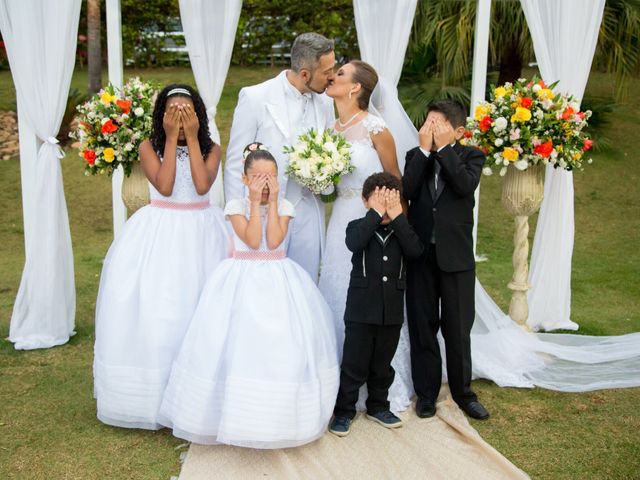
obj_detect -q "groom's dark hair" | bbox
[427,100,468,128]
[362,172,402,200]
[291,33,334,72]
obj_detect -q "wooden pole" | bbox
[87,0,102,93]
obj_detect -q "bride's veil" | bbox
[369,74,640,392]
[368,79,418,172]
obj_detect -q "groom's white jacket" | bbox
[224,70,334,204]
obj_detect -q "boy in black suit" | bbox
[403,100,489,421]
[329,172,423,437]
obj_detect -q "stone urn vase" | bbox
[501,163,545,328]
[121,161,150,217]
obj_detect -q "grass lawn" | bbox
[0,66,638,479]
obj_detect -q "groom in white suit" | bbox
[224,33,336,281]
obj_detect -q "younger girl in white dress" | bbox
[93,85,229,429]
[159,143,340,448]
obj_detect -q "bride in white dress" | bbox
[319,60,415,412]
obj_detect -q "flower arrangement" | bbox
[70,77,158,176]
[283,128,353,202]
[464,77,594,176]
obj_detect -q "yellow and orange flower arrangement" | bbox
[464,77,593,176]
[70,77,158,176]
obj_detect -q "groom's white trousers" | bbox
[286,185,325,283]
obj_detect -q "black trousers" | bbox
[333,322,402,419]
[406,245,477,406]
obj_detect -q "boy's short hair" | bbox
[427,99,468,128]
[362,172,402,200]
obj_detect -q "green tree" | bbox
[232,0,358,65]
[119,0,181,67]
[406,0,640,107]
[594,0,640,99]
[87,0,101,92]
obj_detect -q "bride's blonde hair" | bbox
[349,60,378,110]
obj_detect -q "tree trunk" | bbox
[498,42,523,85]
[87,0,102,93]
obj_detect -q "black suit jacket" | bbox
[343,210,424,326]
[402,143,485,272]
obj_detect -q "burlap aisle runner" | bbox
[178,387,528,479]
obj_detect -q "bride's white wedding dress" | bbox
[319,113,415,413]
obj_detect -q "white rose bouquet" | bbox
[283,128,353,202]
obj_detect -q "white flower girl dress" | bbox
[94,145,229,429]
[159,197,340,448]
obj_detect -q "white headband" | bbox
[167,87,191,97]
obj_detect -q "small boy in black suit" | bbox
[329,172,423,437]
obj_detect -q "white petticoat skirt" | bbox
[159,254,340,448]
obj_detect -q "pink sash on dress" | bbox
[150,199,210,210]
[232,250,286,260]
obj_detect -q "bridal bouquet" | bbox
[70,77,158,176]
[464,77,594,176]
[284,128,353,202]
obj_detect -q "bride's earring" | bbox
[348,90,353,99]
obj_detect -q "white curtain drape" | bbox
[353,0,418,171]
[520,0,605,331]
[178,0,242,207]
[0,0,80,349]
[353,0,640,392]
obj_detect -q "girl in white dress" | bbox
[159,143,340,448]
[93,85,229,430]
[319,61,415,412]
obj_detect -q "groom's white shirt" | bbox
[224,70,335,280]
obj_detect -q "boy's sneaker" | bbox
[366,410,403,429]
[329,416,352,437]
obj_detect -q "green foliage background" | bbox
[232,0,358,65]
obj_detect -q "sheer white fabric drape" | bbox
[178,0,242,207]
[353,0,640,392]
[353,0,418,171]
[0,0,80,350]
[521,0,605,331]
